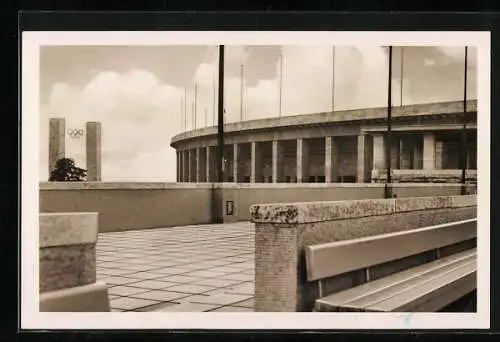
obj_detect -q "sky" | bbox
[39,45,478,182]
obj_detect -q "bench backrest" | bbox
[304,218,477,282]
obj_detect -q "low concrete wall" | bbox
[39,212,110,312]
[250,194,477,312]
[40,182,214,232]
[220,183,476,222]
[40,182,476,232]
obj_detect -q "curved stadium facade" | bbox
[171,100,477,184]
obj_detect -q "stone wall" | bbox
[250,195,477,312]
[40,182,477,232]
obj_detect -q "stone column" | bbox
[233,143,238,183]
[357,134,373,183]
[251,142,263,183]
[175,151,181,183]
[188,149,194,182]
[206,147,211,182]
[390,137,400,170]
[272,140,285,183]
[196,148,201,182]
[48,118,66,176]
[423,133,436,170]
[86,122,102,181]
[372,134,386,170]
[324,137,332,183]
[296,138,310,183]
[400,138,413,169]
[183,150,189,182]
[435,141,444,169]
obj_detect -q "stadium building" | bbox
[171,99,477,184]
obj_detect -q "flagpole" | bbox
[385,46,393,199]
[184,88,187,132]
[213,68,216,126]
[461,46,468,194]
[217,45,225,185]
[332,46,335,111]
[400,46,404,107]
[194,82,198,129]
[240,64,244,121]
[279,54,283,118]
[181,95,184,132]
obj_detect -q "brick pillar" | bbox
[423,133,436,170]
[251,142,263,183]
[272,140,285,183]
[296,138,310,183]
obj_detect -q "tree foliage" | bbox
[49,158,87,182]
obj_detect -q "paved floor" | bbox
[96,222,255,312]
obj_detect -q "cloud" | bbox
[41,45,478,182]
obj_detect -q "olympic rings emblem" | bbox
[67,128,85,138]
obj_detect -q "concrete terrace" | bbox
[96,222,256,312]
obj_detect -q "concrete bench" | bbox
[251,194,477,312]
[39,212,110,312]
[306,219,477,312]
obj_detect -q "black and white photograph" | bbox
[21,31,490,330]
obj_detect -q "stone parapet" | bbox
[39,212,110,312]
[250,195,477,312]
[371,169,478,184]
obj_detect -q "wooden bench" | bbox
[305,218,477,312]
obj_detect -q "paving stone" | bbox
[157,275,205,284]
[187,270,229,278]
[167,284,215,294]
[101,276,141,286]
[146,267,192,275]
[226,282,254,295]
[110,297,160,311]
[129,290,191,302]
[187,293,253,306]
[220,273,254,282]
[135,301,182,312]
[127,280,178,290]
[115,264,160,272]
[124,272,166,280]
[150,302,219,312]
[98,268,137,276]
[210,306,254,312]
[196,278,244,288]
[108,286,150,296]
[232,298,255,309]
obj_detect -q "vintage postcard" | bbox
[21,30,490,330]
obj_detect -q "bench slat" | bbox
[367,260,476,312]
[314,249,476,312]
[305,219,476,281]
